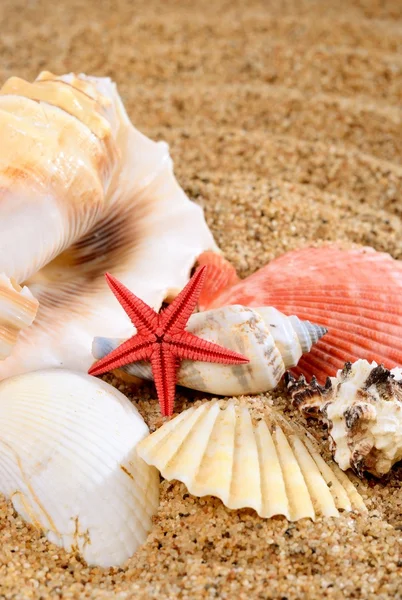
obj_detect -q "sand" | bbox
[0,0,401,598]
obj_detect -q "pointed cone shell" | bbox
[0,369,159,567]
[137,400,366,521]
[198,245,402,383]
[0,274,38,359]
[0,71,218,376]
[92,305,327,396]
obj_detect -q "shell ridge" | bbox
[227,403,262,512]
[255,419,265,518]
[4,402,137,460]
[301,437,353,511]
[155,402,220,484]
[289,435,339,518]
[273,426,315,521]
[289,312,402,346]
[227,402,241,508]
[115,461,158,535]
[272,300,402,323]
[327,465,368,513]
[161,403,218,480]
[191,401,234,501]
[255,419,290,519]
[189,401,236,503]
[137,406,198,461]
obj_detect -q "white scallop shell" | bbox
[0,369,159,567]
[0,71,217,377]
[93,305,327,395]
[137,400,366,521]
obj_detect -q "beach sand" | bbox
[0,0,401,598]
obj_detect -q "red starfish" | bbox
[88,266,249,416]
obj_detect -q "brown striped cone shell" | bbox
[92,305,327,396]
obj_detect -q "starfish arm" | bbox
[169,331,250,364]
[105,273,159,335]
[150,345,178,417]
[159,266,207,335]
[88,334,154,376]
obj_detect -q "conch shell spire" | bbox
[92,305,327,396]
[256,308,327,369]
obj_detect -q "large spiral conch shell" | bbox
[0,369,160,567]
[197,246,402,383]
[137,400,366,520]
[286,359,402,477]
[92,305,327,395]
[0,71,217,377]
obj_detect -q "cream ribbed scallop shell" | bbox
[137,400,366,521]
[0,369,159,567]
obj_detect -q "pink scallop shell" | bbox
[198,246,402,383]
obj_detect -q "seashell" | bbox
[92,304,327,396]
[286,359,402,477]
[0,274,38,360]
[137,400,366,520]
[0,369,159,567]
[197,245,402,383]
[0,71,217,378]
